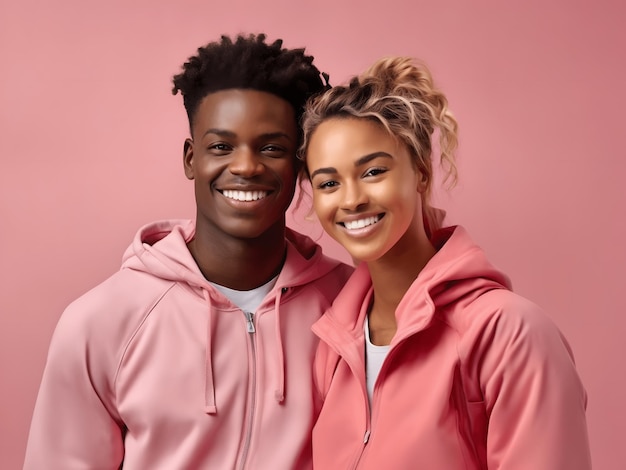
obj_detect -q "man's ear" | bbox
[183,138,194,180]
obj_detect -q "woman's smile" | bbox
[307,118,425,263]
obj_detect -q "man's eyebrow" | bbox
[202,130,293,141]
[260,132,293,142]
[203,128,236,139]
[310,152,393,179]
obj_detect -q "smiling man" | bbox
[24,34,353,469]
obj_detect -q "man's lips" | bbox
[219,189,269,202]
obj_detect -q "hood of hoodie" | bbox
[314,225,512,346]
[120,219,349,413]
[121,219,345,291]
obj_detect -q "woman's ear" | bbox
[416,170,429,193]
[183,138,195,180]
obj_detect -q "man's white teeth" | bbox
[222,190,268,201]
[344,216,379,230]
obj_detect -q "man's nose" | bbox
[228,148,264,177]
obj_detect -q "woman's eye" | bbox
[364,167,387,177]
[317,180,338,190]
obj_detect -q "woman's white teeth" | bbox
[223,190,268,201]
[344,216,379,230]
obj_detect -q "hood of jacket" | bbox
[121,219,342,290]
[121,219,348,413]
[313,225,512,349]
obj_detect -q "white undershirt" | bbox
[365,316,390,407]
[210,276,278,313]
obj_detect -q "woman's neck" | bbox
[366,234,436,345]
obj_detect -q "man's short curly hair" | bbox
[172,33,329,136]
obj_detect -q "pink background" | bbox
[1,0,624,467]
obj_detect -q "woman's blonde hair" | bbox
[299,57,458,230]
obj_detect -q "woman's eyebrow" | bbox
[354,151,393,166]
[310,152,392,179]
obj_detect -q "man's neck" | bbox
[189,225,287,291]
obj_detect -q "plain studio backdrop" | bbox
[1,0,624,468]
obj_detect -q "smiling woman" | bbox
[307,118,430,264]
[299,57,592,469]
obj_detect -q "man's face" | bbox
[184,89,298,241]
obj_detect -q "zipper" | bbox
[349,366,373,469]
[349,423,371,469]
[349,334,407,469]
[244,310,256,333]
[238,311,257,469]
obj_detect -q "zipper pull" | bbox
[363,429,370,444]
[244,311,255,334]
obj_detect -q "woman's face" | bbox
[306,118,426,263]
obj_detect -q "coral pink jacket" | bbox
[312,226,591,469]
[24,220,353,469]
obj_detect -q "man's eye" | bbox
[262,145,287,156]
[208,143,232,154]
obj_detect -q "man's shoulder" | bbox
[58,268,176,340]
[297,261,354,303]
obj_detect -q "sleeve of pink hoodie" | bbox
[467,291,592,469]
[23,301,125,469]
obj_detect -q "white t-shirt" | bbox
[365,316,390,407]
[210,276,278,313]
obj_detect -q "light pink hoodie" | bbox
[24,219,353,469]
[312,226,591,469]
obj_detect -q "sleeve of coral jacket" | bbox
[475,295,592,470]
[23,304,125,469]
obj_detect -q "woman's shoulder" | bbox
[446,288,575,367]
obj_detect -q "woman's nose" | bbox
[341,181,368,211]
